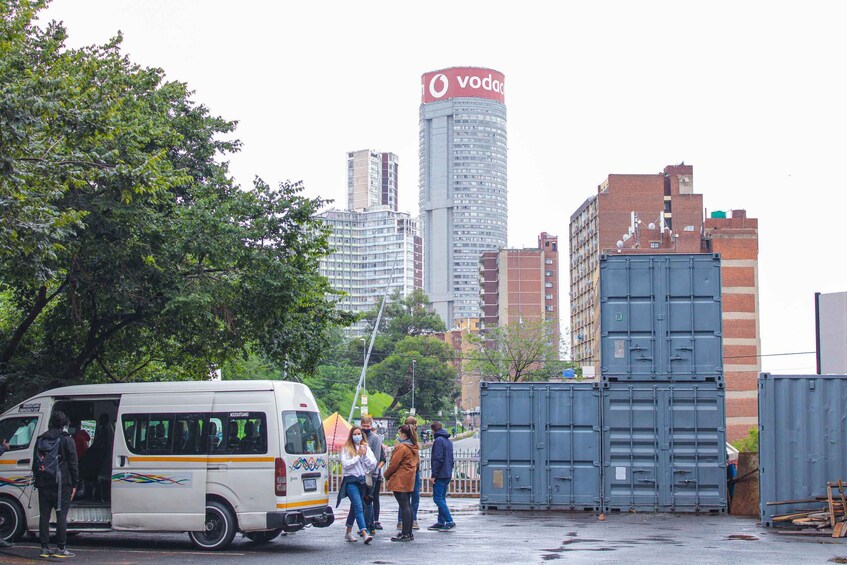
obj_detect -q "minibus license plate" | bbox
[303,478,317,491]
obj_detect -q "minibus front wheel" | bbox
[188,500,237,551]
[0,497,25,543]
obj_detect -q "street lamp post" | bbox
[411,359,416,415]
[360,338,367,393]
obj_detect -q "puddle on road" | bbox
[726,535,759,541]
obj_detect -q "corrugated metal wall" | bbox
[759,374,847,526]
[600,254,723,382]
[603,382,727,513]
[479,382,601,510]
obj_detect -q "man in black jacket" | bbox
[32,410,79,558]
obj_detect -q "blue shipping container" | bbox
[602,382,727,513]
[600,253,723,381]
[480,382,601,511]
[759,374,847,527]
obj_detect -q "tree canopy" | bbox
[0,1,352,406]
[467,319,575,382]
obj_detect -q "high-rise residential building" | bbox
[568,164,760,441]
[419,67,508,326]
[479,233,560,337]
[348,149,399,211]
[319,207,422,334]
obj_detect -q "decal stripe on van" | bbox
[276,498,329,510]
[127,456,275,463]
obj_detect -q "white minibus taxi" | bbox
[0,380,333,550]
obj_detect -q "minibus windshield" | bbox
[282,411,326,454]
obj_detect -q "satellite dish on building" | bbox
[622,234,630,241]
[616,240,623,248]
[648,223,656,229]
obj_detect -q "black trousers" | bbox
[394,491,413,537]
[38,485,72,547]
[372,477,382,522]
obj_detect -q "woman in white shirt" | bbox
[337,425,376,543]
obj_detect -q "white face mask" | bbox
[352,434,362,444]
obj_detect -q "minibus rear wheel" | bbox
[244,528,283,543]
[188,500,236,551]
[0,497,25,542]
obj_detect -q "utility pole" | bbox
[411,359,416,415]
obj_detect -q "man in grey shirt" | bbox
[360,415,386,533]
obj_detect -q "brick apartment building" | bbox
[569,164,760,441]
[480,232,560,337]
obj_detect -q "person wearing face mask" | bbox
[360,415,386,533]
[396,415,421,530]
[383,424,420,542]
[335,425,376,544]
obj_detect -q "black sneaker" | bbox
[438,522,456,532]
[391,534,412,542]
[427,523,444,531]
[52,548,75,558]
[39,548,53,559]
[374,521,383,530]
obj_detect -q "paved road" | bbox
[451,433,479,451]
[2,495,845,564]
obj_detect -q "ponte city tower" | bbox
[419,67,508,326]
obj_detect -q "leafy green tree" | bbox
[0,2,352,406]
[368,336,457,416]
[357,289,445,364]
[467,319,575,382]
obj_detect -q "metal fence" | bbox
[329,448,480,497]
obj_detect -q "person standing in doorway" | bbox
[360,415,385,533]
[383,425,419,542]
[397,415,421,531]
[427,421,455,532]
[33,410,79,558]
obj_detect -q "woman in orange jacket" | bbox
[383,424,420,542]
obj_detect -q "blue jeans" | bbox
[344,479,367,531]
[398,469,421,522]
[433,478,453,525]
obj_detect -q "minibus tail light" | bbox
[275,457,287,496]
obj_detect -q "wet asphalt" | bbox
[1,495,846,564]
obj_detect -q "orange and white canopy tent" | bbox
[323,412,352,451]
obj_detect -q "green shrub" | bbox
[732,426,758,453]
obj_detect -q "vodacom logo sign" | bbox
[421,68,505,104]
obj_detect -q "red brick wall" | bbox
[723,319,757,339]
[722,293,756,312]
[722,266,755,287]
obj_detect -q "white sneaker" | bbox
[345,532,358,542]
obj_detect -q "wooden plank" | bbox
[839,480,847,518]
[775,530,831,536]
[828,484,836,528]
[833,522,844,538]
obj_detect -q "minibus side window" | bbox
[174,413,208,455]
[213,412,268,455]
[0,416,39,451]
[146,414,174,454]
[282,411,326,455]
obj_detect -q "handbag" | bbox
[365,474,373,488]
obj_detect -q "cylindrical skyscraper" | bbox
[419,67,507,326]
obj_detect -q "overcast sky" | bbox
[40,1,847,374]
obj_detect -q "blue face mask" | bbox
[352,434,363,444]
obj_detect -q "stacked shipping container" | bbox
[480,254,727,512]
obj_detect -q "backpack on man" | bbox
[34,434,64,510]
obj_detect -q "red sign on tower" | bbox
[421,67,505,104]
